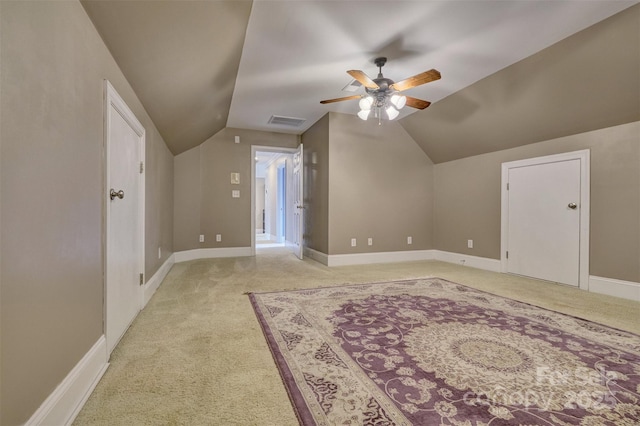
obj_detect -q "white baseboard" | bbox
[303,248,502,270]
[143,254,175,307]
[174,247,252,263]
[589,275,640,302]
[26,336,109,426]
[328,249,436,267]
[432,250,502,272]
[314,249,436,267]
[304,247,330,265]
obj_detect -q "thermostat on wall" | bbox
[230,173,240,184]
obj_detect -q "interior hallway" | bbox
[74,249,640,425]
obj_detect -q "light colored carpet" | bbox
[73,248,640,425]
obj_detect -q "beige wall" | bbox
[173,127,298,251]
[327,113,434,255]
[146,123,175,276]
[434,121,639,283]
[0,1,174,424]
[302,114,330,253]
[400,4,640,164]
[174,146,202,251]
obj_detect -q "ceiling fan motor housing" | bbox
[366,78,395,107]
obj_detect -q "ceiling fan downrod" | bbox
[374,57,387,79]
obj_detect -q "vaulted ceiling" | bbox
[81,1,637,157]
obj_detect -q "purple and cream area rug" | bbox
[249,278,640,425]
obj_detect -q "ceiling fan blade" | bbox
[320,95,361,104]
[391,69,441,92]
[405,96,431,110]
[347,70,379,89]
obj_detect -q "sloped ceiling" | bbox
[400,5,640,163]
[81,0,638,156]
[81,0,253,155]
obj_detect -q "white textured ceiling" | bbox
[83,1,638,154]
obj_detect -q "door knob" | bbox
[568,202,577,210]
[110,189,124,200]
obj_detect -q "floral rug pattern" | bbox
[249,278,640,425]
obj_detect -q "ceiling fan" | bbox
[320,57,441,121]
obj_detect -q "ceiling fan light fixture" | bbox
[357,109,371,121]
[359,96,374,110]
[386,105,399,120]
[320,58,440,121]
[390,94,406,110]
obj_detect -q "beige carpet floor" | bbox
[73,248,640,425]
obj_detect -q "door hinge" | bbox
[506,251,509,259]
[140,161,144,174]
[139,273,144,285]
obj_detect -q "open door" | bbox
[292,144,304,259]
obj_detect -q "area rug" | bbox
[249,278,640,425]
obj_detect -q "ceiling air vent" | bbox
[268,115,306,127]
[342,79,362,92]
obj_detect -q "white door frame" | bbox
[500,150,590,290]
[251,145,297,255]
[104,80,145,353]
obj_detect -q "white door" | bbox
[292,144,304,259]
[506,159,581,286]
[105,82,145,355]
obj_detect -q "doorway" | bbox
[251,146,302,256]
[255,151,287,247]
[501,150,590,289]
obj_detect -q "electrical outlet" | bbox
[407,236,412,245]
[368,238,373,246]
[216,234,222,242]
[199,234,204,243]
[351,238,357,247]
[468,239,473,249]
